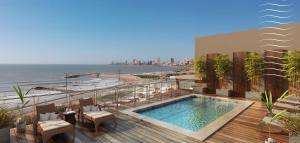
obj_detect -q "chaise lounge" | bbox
[79,98,117,132]
[35,103,75,143]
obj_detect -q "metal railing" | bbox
[0,79,191,114]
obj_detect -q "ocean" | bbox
[0,64,177,97]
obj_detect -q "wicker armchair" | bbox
[79,98,117,132]
[34,103,75,143]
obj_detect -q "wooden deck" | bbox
[206,101,288,143]
[11,95,288,143]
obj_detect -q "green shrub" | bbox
[213,54,232,87]
[280,113,300,135]
[0,108,16,128]
[244,52,263,90]
[283,50,300,92]
[194,56,206,79]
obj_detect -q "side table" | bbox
[62,111,76,125]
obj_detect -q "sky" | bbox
[0,0,299,64]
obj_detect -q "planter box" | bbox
[216,89,229,96]
[16,121,26,133]
[289,133,300,143]
[192,84,207,94]
[245,91,261,100]
[0,127,10,143]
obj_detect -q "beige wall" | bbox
[195,23,300,58]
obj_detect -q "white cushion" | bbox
[83,105,92,112]
[90,106,100,111]
[49,112,60,120]
[40,113,51,121]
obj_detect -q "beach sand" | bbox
[99,74,142,82]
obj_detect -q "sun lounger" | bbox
[35,103,75,143]
[273,102,300,112]
[277,98,300,106]
[79,98,117,132]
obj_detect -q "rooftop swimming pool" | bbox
[123,94,253,141]
[137,96,237,131]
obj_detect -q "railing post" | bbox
[160,80,162,101]
[134,85,137,107]
[116,87,119,112]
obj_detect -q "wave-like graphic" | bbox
[260,9,291,13]
[261,21,291,25]
[260,33,292,37]
[260,38,293,42]
[260,3,292,7]
[260,15,292,19]
[259,0,294,77]
[261,26,293,31]
[260,44,293,48]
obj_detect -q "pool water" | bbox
[136,97,238,132]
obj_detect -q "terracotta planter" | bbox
[245,91,262,100]
[0,127,10,143]
[289,133,300,143]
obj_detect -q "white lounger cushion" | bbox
[83,111,113,120]
[83,105,99,112]
[40,113,51,121]
[40,112,60,121]
[38,120,71,132]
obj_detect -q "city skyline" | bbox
[111,57,191,66]
[0,0,299,64]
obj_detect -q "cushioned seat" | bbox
[79,98,117,132]
[35,104,75,143]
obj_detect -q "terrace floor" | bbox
[10,94,289,143]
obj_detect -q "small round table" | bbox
[62,111,76,125]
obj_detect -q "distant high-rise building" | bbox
[132,59,138,65]
[170,58,175,64]
[157,57,161,65]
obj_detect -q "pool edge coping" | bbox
[121,94,254,141]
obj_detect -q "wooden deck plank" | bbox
[206,101,288,143]
[10,95,288,143]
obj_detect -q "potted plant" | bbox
[262,90,289,116]
[214,54,232,96]
[0,108,16,143]
[13,85,30,133]
[262,90,289,143]
[193,56,207,93]
[283,50,300,100]
[244,52,264,100]
[265,110,287,143]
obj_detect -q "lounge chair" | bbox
[79,98,117,132]
[277,98,300,106]
[35,103,75,143]
[273,102,300,112]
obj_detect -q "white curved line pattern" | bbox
[263,74,286,78]
[260,38,293,42]
[262,26,293,31]
[264,62,284,66]
[260,44,292,48]
[260,15,293,19]
[264,56,286,60]
[264,68,285,71]
[260,33,292,37]
[260,9,291,13]
[260,3,292,7]
[264,50,287,54]
[261,21,291,25]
